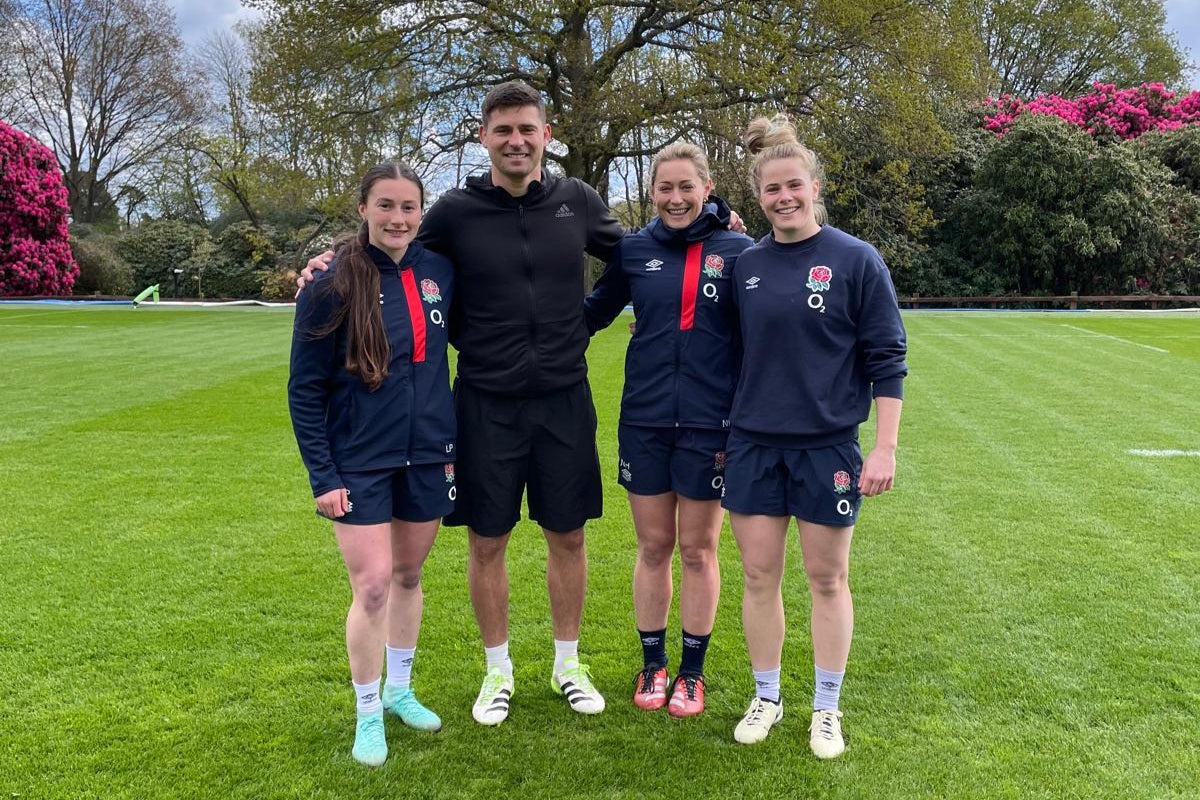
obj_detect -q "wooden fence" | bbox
[903,293,1200,310]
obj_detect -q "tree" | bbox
[0,119,76,295]
[942,113,1200,295]
[1,0,203,223]
[245,0,977,196]
[971,0,1187,98]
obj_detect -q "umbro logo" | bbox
[745,277,761,289]
[555,203,575,218]
[645,259,663,271]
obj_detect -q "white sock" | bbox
[385,645,415,690]
[353,678,382,714]
[484,641,513,678]
[753,667,781,703]
[553,639,579,673]
[814,665,844,711]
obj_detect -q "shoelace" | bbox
[677,676,700,700]
[564,664,595,690]
[394,692,420,714]
[814,711,839,739]
[745,699,770,724]
[358,715,385,740]
[637,668,661,693]
[479,671,506,698]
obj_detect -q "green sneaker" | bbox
[351,712,387,767]
[551,657,605,714]
[383,685,443,732]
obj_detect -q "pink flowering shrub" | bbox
[0,121,77,296]
[982,83,1200,141]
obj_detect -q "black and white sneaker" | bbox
[551,657,605,714]
[472,666,514,725]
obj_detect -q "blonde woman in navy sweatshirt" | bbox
[288,162,455,767]
[585,142,754,718]
[723,118,907,757]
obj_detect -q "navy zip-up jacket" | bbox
[417,173,625,396]
[584,198,754,430]
[730,225,907,448]
[288,242,456,497]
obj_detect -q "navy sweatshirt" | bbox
[584,198,754,430]
[288,242,456,496]
[417,173,625,396]
[730,225,907,448]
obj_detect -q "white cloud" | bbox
[167,0,261,48]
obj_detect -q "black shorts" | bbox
[318,463,456,525]
[443,380,602,536]
[617,424,729,500]
[720,433,862,526]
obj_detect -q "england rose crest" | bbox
[806,265,832,292]
[714,451,726,472]
[703,254,725,278]
[444,464,455,483]
[833,470,852,494]
[421,278,442,303]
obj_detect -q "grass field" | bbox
[1,305,1198,799]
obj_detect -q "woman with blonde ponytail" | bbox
[288,161,456,767]
[724,116,908,757]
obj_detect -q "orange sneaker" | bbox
[667,674,705,718]
[633,666,669,710]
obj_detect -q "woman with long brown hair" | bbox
[288,161,456,767]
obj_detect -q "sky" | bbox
[170,0,1200,88]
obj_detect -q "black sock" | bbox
[678,629,711,677]
[638,627,667,669]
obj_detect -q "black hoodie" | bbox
[417,173,625,396]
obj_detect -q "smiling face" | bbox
[358,177,423,262]
[480,104,551,195]
[757,156,821,243]
[651,158,713,230]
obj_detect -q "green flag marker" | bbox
[132,284,160,306]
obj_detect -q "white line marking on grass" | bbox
[0,311,69,322]
[1128,449,1200,457]
[1060,324,1169,353]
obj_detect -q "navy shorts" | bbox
[319,462,456,525]
[444,380,602,537]
[720,433,862,526]
[617,424,729,501]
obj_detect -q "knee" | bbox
[355,574,391,615]
[807,567,848,598]
[391,566,422,592]
[741,561,781,593]
[470,536,508,566]
[678,542,715,574]
[547,530,585,559]
[638,536,674,569]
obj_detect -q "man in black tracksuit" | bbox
[421,82,625,724]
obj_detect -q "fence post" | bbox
[1070,291,1078,311]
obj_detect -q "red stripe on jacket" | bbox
[679,242,703,331]
[399,268,426,363]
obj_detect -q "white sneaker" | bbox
[472,666,514,725]
[809,709,846,759]
[733,696,783,744]
[551,657,605,714]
